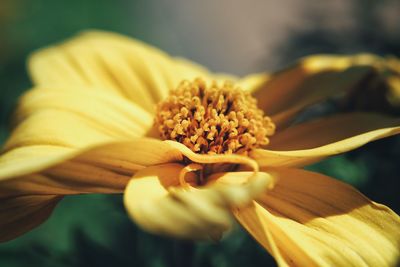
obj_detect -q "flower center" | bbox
[155,78,275,154]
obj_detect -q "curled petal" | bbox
[0,139,183,194]
[164,140,259,171]
[235,168,400,267]
[124,163,275,240]
[0,139,182,242]
[0,137,181,183]
[205,170,276,209]
[252,55,374,129]
[252,112,400,168]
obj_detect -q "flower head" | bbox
[155,78,275,154]
[0,31,399,266]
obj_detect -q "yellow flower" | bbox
[1,31,400,266]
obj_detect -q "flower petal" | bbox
[164,140,259,171]
[12,86,153,135]
[0,138,182,183]
[124,163,274,240]
[252,112,400,167]
[28,30,212,112]
[0,82,159,181]
[253,55,374,129]
[234,168,400,267]
[0,195,61,242]
[0,139,183,242]
[238,72,270,93]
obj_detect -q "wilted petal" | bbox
[28,30,213,112]
[253,55,374,129]
[252,112,400,168]
[340,54,400,114]
[234,168,400,267]
[124,163,274,240]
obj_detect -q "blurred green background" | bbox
[0,0,399,266]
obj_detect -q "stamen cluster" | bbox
[155,78,275,154]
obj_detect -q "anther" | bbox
[155,78,275,154]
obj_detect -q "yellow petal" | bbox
[268,112,400,151]
[253,55,373,129]
[340,54,400,113]
[234,168,400,267]
[4,86,153,158]
[0,139,183,242]
[0,138,182,183]
[164,140,259,171]
[0,145,75,182]
[12,86,153,136]
[0,81,161,181]
[238,72,270,93]
[252,112,400,167]
[0,195,61,242]
[387,75,400,107]
[28,30,212,112]
[124,163,274,240]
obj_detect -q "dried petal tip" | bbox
[155,78,275,154]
